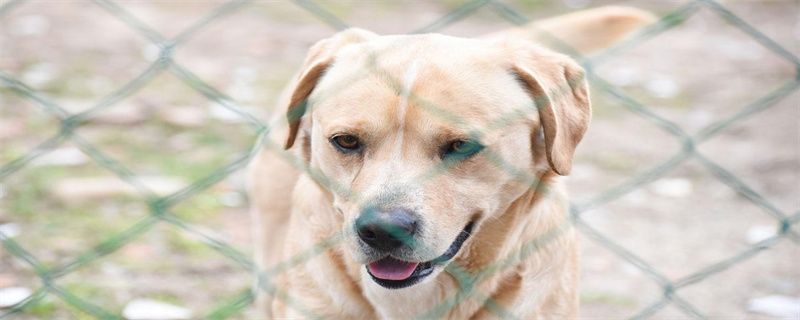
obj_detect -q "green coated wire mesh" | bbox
[0,0,798,319]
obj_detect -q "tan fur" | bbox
[249,6,653,319]
[486,6,656,54]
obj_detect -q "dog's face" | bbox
[283,30,589,289]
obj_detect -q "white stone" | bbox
[563,0,590,9]
[139,176,187,195]
[122,299,193,320]
[580,208,609,226]
[59,99,95,114]
[90,103,148,125]
[688,109,713,130]
[650,178,693,198]
[570,163,599,179]
[645,76,680,99]
[50,176,186,201]
[605,66,642,87]
[159,107,207,128]
[747,295,800,318]
[227,82,255,102]
[21,63,57,87]
[717,38,760,60]
[31,147,88,167]
[0,287,32,308]
[219,191,245,208]
[623,189,648,205]
[141,44,161,62]
[0,223,20,238]
[233,67,257,83]
[621,262,642,276]
[208,103,246,123]
[87,76,114,96]
[746,225,776,244]
[11,15,50,36]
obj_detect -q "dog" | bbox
[248,6,654,319]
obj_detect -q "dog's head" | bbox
[281,29,590,289]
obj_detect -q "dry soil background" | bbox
[1,0,798,319]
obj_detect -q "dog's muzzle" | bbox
[364,220,475,289]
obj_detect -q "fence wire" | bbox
[0,0,798,319]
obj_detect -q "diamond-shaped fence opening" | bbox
[0,256,41,318]
[0,0,154,104]
[4,292,99,320]
[0,90,60,166]
[173,1,337,112]
[74,72,258,183]
[313,1,467,35]
[169,167,252,254]
[579,237,667,318]
[53,223,253,318]
[674,239,800,318]
[0,152,150,268]
[569,86,685,203]
[581,160,783,279]
[114,1,236,40]
[697,90,800,213]
[1,0,798,319]
[592,6,797,134]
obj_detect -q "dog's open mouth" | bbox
[366,221,475,289]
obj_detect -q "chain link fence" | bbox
[0,0,798,319]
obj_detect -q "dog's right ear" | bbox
[508,43,591,176]
[284,28,377,149]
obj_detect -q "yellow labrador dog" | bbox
[249,6,653,319]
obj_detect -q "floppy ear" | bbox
[510,45,591,176]
[284,28,377,149]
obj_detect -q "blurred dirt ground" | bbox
[1,0,798,319]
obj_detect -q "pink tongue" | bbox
[368,258,419,281]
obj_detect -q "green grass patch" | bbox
[23,297,58,318]
[581,290,637,307]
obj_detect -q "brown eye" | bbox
[442,139,484,160]
[450,141,465,153]
[331,134,361,152]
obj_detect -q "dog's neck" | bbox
[460,170,568,268]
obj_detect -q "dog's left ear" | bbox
[510,44,591,176]
[284,28,377,149]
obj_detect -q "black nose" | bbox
[356,208,418,251]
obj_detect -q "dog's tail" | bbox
[486,6,657,54]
